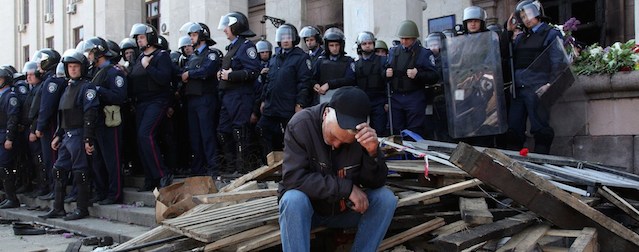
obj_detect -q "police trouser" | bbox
[187,94,219,175]
[390,90,427,138]
[218,87,253,173]
[54,129,91,210]
[0,131,17,202]
[91,125,122,201]
[508,85,554,154]
[367,93,388,136]
[40,123,58,191]
[135,99,169,183]
[256,115,288,160]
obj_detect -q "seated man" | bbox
[278,86,397,251]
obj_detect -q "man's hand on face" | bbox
[355,122,379,157]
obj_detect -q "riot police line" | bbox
[0,1,573,220]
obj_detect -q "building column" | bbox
[473,0,499,25]
[344,0,426,57]
[264,0,306,43]
[635,0,639,44]
[190,0,249,50]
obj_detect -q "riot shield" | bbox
[520,36,575,110]
[441,31,508,138]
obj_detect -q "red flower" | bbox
[619,66,633,72]
[519,148,529,157]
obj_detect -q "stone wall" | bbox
[549,71,639,174]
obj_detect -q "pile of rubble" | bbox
[108,140,639,252]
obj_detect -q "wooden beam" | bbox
[570,227,598,252]
[435,212,537,252]
[459,197,493,226]
[192,189,278,204]
[598,186,639,223]
[204,224,279,251]
[219,159,282,193]
[397,179,482,207]
[430,220,468,241]
[377,217,445,252]
[495,223,551,252]
[449,143,639,251]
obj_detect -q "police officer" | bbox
[5,65,31,195]
[253,39,273,126]
[506,1,562,154]
[299,26,324,64]
[424,32,453,142]
[217,11,261,174]
[375,40,389,57]
[119,38,138,74]
[82,37,127,204]
[311,27,355,105]
[462,6,488,34]
[386,20,440,137]
[177,36,194,68]
[32,48,64,200]
[179,22,220,176]
[128,23,174,190]
[0,68,21,208]
[38,50,99,220]
[257,24,312,159]
[354,31,388,135]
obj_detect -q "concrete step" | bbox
[0,207,152,244]
[121,187,156,207]
[16,194,158,228]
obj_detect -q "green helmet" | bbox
[396,20,419,38]
[375,40,388,51]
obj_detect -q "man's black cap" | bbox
[329,87,371,130]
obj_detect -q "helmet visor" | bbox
[180,22,200,35]
[356,32,375,44]
[31,51,49,64]
[276,26,295,43]
[218,15,238,30]
[22,61,38,74]
[130,23,150,38]
[55,62,66,78]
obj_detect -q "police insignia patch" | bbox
[9,97,17,107]
[18,86,27,94]
[208,53,217,61]
[247,47,257,59]
[429,55,436,66]
[86,89,96,101]
[115,76,124,88]
[48,83,57,93]
[351,62,356,73]
[306,59,312,70]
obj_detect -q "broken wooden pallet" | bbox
[497,225,598,252]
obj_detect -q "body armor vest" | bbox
[219,38,244,90]
[391,46,420,92]
[355,56,385,93]
[184,47,215,96]
[59,81,84,129]
[514,25,551,70]
[318,56,350,84]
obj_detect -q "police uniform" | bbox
[387,42,439,137]
[354,53,388,135]
[0,88,21,208]
[50,79,99,219]
[183,44,220,176]
[128,48,173,189]
[35,72,66,199]
[90,61,127,203]
[218,37,261,173]
[308,46,324,65]
[15,79,47,195]
[257,46,312,157]
[312,53,356,102]
[509,22,562,154]
[11,80,35,193]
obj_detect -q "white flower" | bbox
[631,54,639,63]
[589,47,603,57]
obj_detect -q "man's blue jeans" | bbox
[279,187,397,252]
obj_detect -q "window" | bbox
[46,37,54,49]
[146,0,160,30]
[541,0,604,45]
[22,0,29,24]
[73,26,84,47]
[46,0,54,14]
[24,45,30,63]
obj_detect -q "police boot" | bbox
[217,133,236,175]
[29,155,50,198]
[64,171,90,221]
[15,162,32,194]
[256,126,271,166]
[0,167,20,209]
[38,168,67,219]
[233,128,247,174]
[534,128,554,155]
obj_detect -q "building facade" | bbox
[4,0,637,68]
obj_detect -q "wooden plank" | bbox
[570,228,598,252]
[546,229,583,238]
[449,143,639,251]
[435,212,537,252]
[397,179,482,207]
[386,160,469,177]
[219,162,282,193]
[110,226,178,250]
[430,220,468,240]
[496,223,551,252]
[542,246,570,252]
[598,186,639,223]
[192,189,278,204]
[377,217,445,252]
[204,224,279,251]
[459,197,493,226]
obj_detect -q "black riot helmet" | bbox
[32,48,61,72]
[2,64,22,80]
[119,38,138,61]
[0,67,14,88]
[83,37,114,65]
[158,35,169,51]
[299,26,323,46]
[130,23,160,48]
[425,32,445,55]
[218,12,255,37]
[514,0,547,25]
[462,6,487,33]
[107,39,122,64]
[61,49,89,80]
[356,31,376,54]
[275,24,300,47]
[22,61,40,79]
[180,22,216,46]
[55,62,66,78]
[169,51,181,65]
[323,27,346,55]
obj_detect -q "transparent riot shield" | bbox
[519,36,575,110]
[441,31,508,138]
